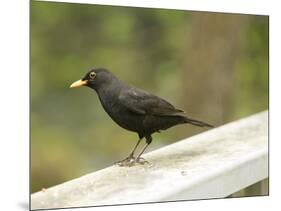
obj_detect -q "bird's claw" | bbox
[114,155,135,166]
[115,156,149,167]
[135,157,149,165]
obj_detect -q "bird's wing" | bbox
[118,87,184,116]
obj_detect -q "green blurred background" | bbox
[31,1,268,193]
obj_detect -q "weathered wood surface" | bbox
[31,111,268,210]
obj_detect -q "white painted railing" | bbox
[31,111,268,210]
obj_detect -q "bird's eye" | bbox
[89,72,96,79]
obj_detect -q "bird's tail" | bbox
[183,116,213,128]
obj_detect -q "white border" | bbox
[1,0,279,211]
[39,0,270,15]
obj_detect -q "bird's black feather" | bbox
[118,87,184,116]
[71,68,213,165]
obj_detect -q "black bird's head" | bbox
[70,68,117,91]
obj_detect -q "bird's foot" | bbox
[115,155,135,167]
[135,157,149,165]
[115,156,149,167]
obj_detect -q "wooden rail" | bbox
[31,111,268,210]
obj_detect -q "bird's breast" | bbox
[108,104,143,132]
[98,93,141,132]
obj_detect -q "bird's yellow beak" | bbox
[70,79,88,88]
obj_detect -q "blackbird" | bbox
[70,68,213,166]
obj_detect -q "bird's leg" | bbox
[128,138,142,158]
[135,144,149,164]
[115,138,142,166]
[135,135,152,164]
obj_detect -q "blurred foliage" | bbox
[31,1,268,193]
